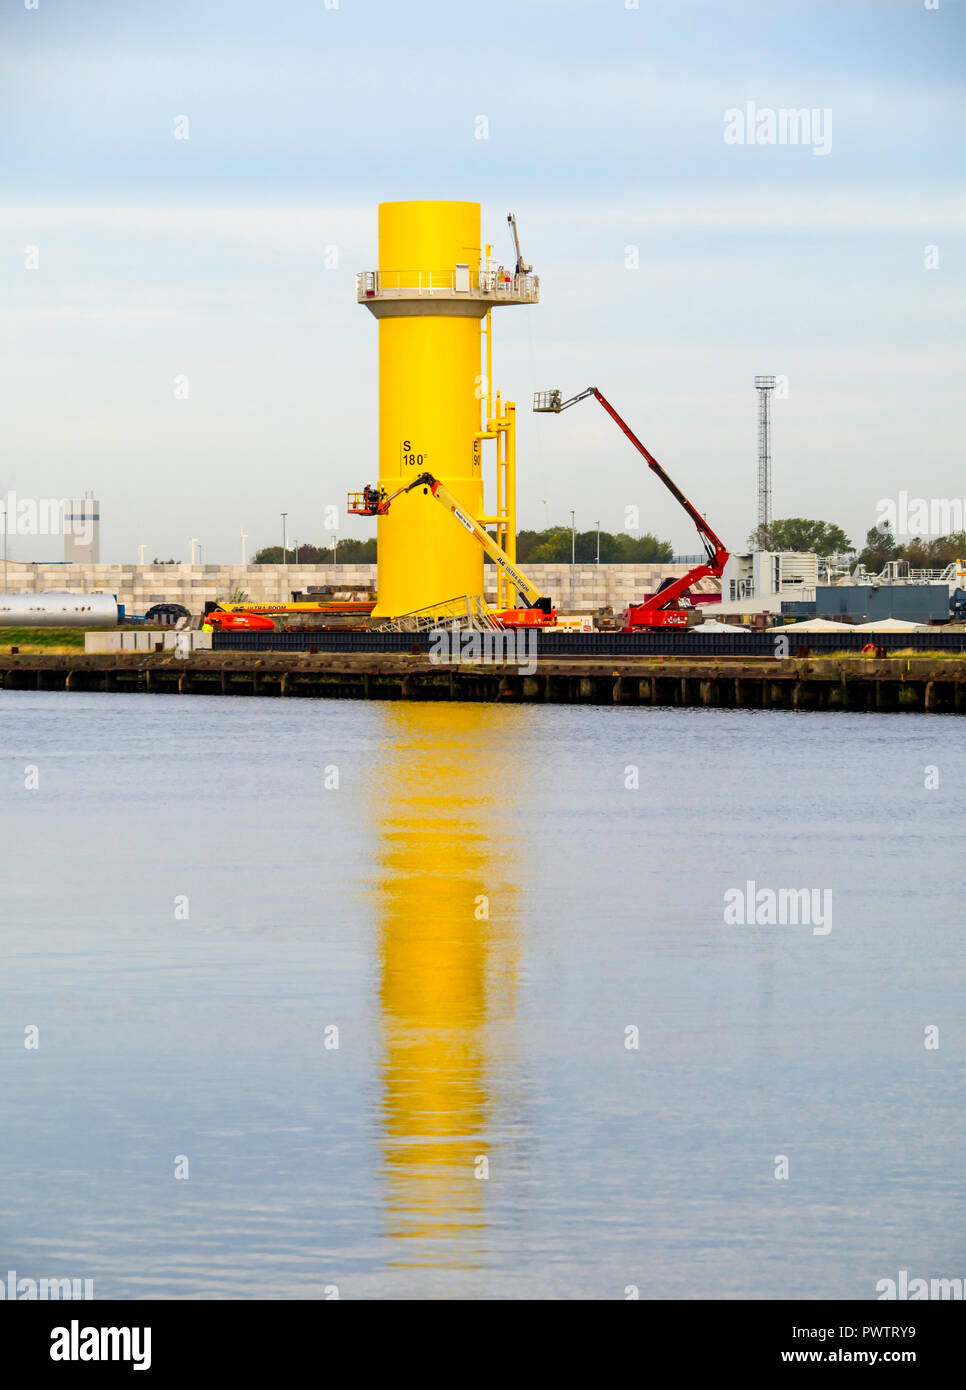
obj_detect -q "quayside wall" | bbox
[3,652,965,714]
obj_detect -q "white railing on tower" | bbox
[356,269,539,300]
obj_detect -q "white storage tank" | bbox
[0,591,119,627]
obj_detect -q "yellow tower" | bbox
[357,201,538,620]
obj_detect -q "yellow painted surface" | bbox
[373,201,484,618]
[378,199,482,283]
[366,704,522,1251]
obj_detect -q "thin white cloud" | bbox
[4,191,964,247]
[0,307,177,323]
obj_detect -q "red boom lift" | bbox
[533,387,729,631]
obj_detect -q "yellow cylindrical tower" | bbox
[375,201,482,618]
[358,200,538,620]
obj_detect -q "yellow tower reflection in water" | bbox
[364,702,523,1268]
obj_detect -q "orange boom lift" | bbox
[348,472,555,628]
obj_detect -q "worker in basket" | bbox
[362,483,380,514]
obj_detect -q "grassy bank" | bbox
[0,627,89,653]
[0,626,174,654]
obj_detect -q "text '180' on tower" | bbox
[356,201,539,621]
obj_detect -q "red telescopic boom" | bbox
[532,387,729,629]
[534,386,728,575]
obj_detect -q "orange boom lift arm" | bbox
[533,387,729,630]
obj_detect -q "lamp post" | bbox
[281,512,288,602]
[570,509,576,608]
[596,520,600,565]
[1,502,7,592]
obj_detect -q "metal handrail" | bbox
[851,560,961,585]
[372,594,499,632]
[356,269,539,301]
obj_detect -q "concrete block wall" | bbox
[85,631,213,653]
[2,561,376,614]
[488,564,718,612]
[3,560,718,615]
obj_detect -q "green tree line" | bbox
[857,523,966,572]
[254,539,377,564]
[254,520,966,571]
[748,518,966,571]
[255,527,673,565]
[514,526,673,563]
[747,519,852,556]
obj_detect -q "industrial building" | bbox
[63,494,100,564]
[717,551,964,626]
[807,582,952,625]
[718,551,818,616]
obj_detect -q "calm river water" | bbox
[1,691,963,1299]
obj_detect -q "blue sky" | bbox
[1,0,963,562]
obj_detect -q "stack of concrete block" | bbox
[483,563,719,612]
[85,631,213,653]
[6,560,717,617]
